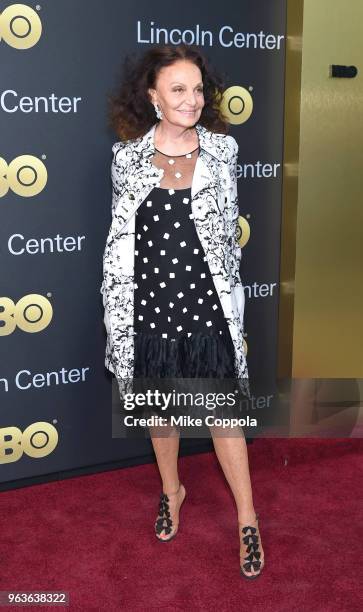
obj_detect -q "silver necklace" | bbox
[154,145,199,179]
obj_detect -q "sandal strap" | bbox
[155,484,184,539]
[243,560,261,572]
[242,525,257,534]
[240,513,263,575]
[155,519,172,535]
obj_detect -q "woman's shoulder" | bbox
[111,137,140,167]
[111,139,132,158]
[213,131,238,153]
[198,124,238,160]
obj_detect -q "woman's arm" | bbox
[100,142,127,297]
[111,142,127,217]
[226,135,246,331]
[226,135,243,286]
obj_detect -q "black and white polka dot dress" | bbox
[133,184,236,379]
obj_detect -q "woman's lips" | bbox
[178,110,197,114]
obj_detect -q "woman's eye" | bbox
[173,88,203,93]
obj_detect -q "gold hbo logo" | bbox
[0,4,42,49]
[0,155,47,197]
[0,422,58,464]
[0,294,53,335]
[237,216,250,248]
[221,86,253,125]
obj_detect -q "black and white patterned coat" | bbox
[100,122,250,399]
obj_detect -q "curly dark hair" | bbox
[107,43,230,141]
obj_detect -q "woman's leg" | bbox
[210,427,264,576]
[149,423,180,491]
[149,423,186,540]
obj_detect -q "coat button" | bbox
[128,193,135,200]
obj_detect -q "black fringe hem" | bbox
[133,330,236,378]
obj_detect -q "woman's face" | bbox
[148,60,205,127]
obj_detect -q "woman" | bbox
[102,44,265,579]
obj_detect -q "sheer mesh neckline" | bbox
[151,144,199,190]
[154,186,191,191]
[154,145,200,157]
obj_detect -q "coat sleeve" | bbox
[100,142,127,297]
[226,135,246,330]
[111,142,127,217]
[226,135,243,284]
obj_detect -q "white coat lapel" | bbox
[109,122,221,243]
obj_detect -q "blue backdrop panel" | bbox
[0,0,286,483]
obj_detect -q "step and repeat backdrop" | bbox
[0,0,287,484]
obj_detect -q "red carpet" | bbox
[1,439,362,611]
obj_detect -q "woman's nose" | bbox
[185,91,197,106]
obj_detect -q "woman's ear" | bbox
[147,88,156,105]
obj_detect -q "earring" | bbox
[153,102,163,120]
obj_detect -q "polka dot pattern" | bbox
[134,186,231,341]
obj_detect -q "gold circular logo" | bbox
[221,86,253,125]
[0,4,42,49]
[237,216,250,248]
[16,294,53,333]
[0,155,48,197]
[22,422,58,458]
